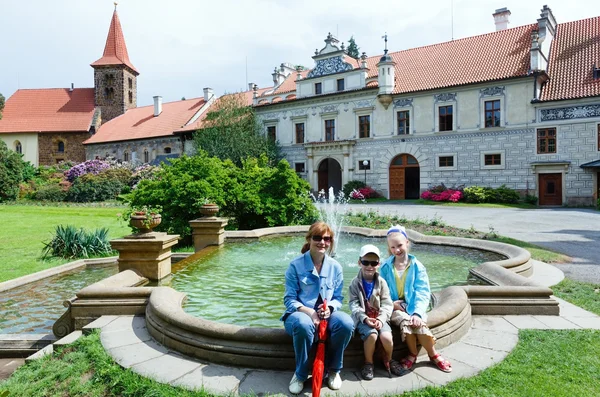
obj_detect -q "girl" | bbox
[379,225,452,373]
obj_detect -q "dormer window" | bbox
[315,82,322,95]
[594,64,600,79]
[337,79,344,91]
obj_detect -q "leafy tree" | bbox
[0,140,25,202]
[347,36,360,59]
[193,93,282,167]
[0,92,5,120]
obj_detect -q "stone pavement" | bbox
[344,204,600,283]
[91,261,600,396]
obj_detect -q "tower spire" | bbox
[91,6,138,74]
[382,32,388,54]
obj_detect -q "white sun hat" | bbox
[359,244,381,259]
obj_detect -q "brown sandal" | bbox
[389,359,407,376]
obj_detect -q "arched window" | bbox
[14,141,22,154]
[144,149,149,163]
[123,151,129,162]
[57,141,65,153]
[164,147,172,154]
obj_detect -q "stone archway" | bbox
[389,154,420,199]
[318,158,342,193]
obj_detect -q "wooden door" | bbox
[389,154,419,200]
[389,168,406,199]
[539,173,562,206]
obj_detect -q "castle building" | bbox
[0,7,135,166]
[252,6,600,206]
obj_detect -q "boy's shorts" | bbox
[356,320,392,341]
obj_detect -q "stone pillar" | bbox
[110,232,179,281]
[189,204,229,252]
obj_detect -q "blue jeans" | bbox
[284,311,354,381]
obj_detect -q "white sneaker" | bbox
[327,372,342,390]
[289,373,304,394]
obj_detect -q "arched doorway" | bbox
[318,158,342,193]
[389,154,420,199]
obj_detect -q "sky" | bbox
[1,0,599,107]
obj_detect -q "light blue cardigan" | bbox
[379,254,431,322]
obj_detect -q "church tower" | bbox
[91,4,139,124]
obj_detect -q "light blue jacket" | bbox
[281,251,345,321]
[379,254,431,322]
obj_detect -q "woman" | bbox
[281,221,354,394]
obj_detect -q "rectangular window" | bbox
[358,115,370,138]
[484,153,502,166]
[439,156,454,167]
[537,128,557,153]
[337,79,344,91]
[295,123,305,144]
[128,78,133,89]
[315,82,322,95]
[267,126,276,142]
[484,100,501,128]
[358,160,371,170]
[397,111,410,135]
[439,105,453,131]
[325,119,335,141]
[295,163,305,173]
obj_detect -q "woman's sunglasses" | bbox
[360,260,379,267]
[311,235,332,242]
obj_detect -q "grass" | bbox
[344,211,568,264]
[0,204,131,283]
[553,278,600,315]
[2,329,598,396]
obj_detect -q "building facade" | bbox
[253,6,600,206]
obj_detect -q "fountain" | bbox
[311,187,349,253]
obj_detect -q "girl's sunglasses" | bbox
[360,260,379,267]
[311,235,332,242]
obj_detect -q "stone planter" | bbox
[199,203,219,218]
[130,213,162,233]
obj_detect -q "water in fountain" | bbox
[311,187,349,253]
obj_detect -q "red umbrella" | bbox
[312,299,328,397]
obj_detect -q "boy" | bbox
[348,244,405,380]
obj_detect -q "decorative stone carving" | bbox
[311,107,318,116]
[393,98,413,108]
[321,104,339,113]
[261,112,280,121]
[480,86,505,97]
[434,93,457,102]
[343,102,349,112]
[540,104,600,121]
[354,99,374,109]
[292,108,308,116]
[307,56,353,78]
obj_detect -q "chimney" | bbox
[153,96,162,117]
[360,52,368,69]
[248,83,254,91]
[70,83,74,92]
[203,87,214,102]
[531,5,557,71]
[493,7,511,31]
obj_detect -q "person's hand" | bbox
[317,304,331,320]
[409,315,423,328]
[393,300,405,312]
[364,317,378,329]
[310,309,321,326]
[374,318,382,330]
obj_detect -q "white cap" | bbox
[359,244,381,259]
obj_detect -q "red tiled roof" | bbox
[272,70,309,95]
[540,16,600,101]
[0,88,95,133]
[91,10,138,74]
[85,97,207,144]
[177,87,272,133]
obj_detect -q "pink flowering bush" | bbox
[421,187,463,202]
[351,186,378,200]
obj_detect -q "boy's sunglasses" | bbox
[360,260,379,267]
[311,235,332,242]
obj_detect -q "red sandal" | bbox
[429,354,452,373]
[399,353,417,370]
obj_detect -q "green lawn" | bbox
[0,204,131,283]
[2,329,598,397]
[553,278,600,316]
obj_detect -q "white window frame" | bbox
[355,110,372,139]
[294,161,307,174]
[357,158,374,177]
[265,122,278,142]
[435,102,457,132]
[435,152,458,171]
[480,150,506,170]
[321,116,337,142]
[480,96,505,129]
[395,108,411,135]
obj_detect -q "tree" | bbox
[347,36,360,59]
[193,93,281,166]
[0,92,5,120]
[0,140,24,202]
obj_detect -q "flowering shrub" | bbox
[421,189,463,202]
[130,164,158,189]
[351,186,377,200]
[64,160,110,182]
